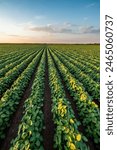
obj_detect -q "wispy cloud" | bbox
[86,3,95,8]
[0,31,6,35]
[30,24,54,33]
[29,23,100,34]
[79,26,100,34]
[6,34,31,42]
[8,34,28,38]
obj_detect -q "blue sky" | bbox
[0,0,100,43]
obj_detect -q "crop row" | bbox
[50,49,100,144]
[52,49,100,100]
[47,49,89,150]
[52,47,99,74]
[0,51,26,69]
[66,50,99,67]
[0,45,100,149]
[49,44,99,67]
[54,49,99,83]
[10,50,46,150]
[0,50,40,97]
[0,50,38,78]
[0,49,31,67]
[0,50,43,140]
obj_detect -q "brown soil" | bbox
[93,99,100,108]
[43,49,55,150]
[0,52,42,150]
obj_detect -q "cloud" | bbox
[6,34,31,41]
[59,28,73,33]
[30,24,54,33]
[29,25,73,34]
[0,20,99,43]
[8,34,28,38]
[86,3,95,8]
[0,31,6,35]
[29,23,100,34]
[8,34,21,37]
[79,26,100,34]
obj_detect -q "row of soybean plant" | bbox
[0,49,41,96]
[50,49,100,144]
[52,49,100,100]
[10,49,46,150]
[0,49,44,140]
[53,48,99,83]
[48,49,89,150]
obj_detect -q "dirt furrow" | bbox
[43,49,55,150]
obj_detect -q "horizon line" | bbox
[0,42,100,45]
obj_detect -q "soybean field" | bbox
[0,44,100,150]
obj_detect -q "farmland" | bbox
[0,44,100,150]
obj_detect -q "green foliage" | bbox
[0,44,100,149]
[50,49,100,144]
[10,50,45,150]
[48,50,89,150]
[0,50,43,140]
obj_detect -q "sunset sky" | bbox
[0,0,100,43]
